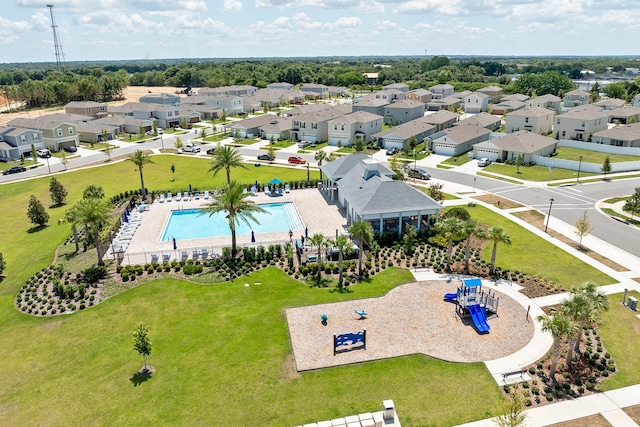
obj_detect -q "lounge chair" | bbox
[250,185,257,196]
[192,250,199,260]
[181,251,189,261]
[194,192,200,200]
[264,186,270,196]
[203,190,210,199]
[201,248,209,259]
[284,184,290,193]
[162,253,170,263]
[150,253,159,263]
[175,192,182,202]
[159,194,165,203]
[243,188,248,194]
[167,192,173,202]
[278,187,283,196]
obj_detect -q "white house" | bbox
[429,84,454,99]
[527,94,562,113]
[505,107,555,135]
[564,90,591,107]
[473,131,557,162]
[463,92,491,114]
[553,106,609,141]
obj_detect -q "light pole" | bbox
[576,155,583,183]
[544,198,555,233]
[45,155,51,174]
[473,177,477,193]
[110,231,116,261]
[160,133,164,151]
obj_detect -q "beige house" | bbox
[501,93,530,102]
[290,104,352,143]
[8,116,79,151]
[426,97,461,112]
[454,112,501,131]
[608,106,640,124]
[505,107,555,135]
[593,123,640,147]
[478,86,504,103]
[64,101,107,119]
[595,98,626,110]
[527,94,562,113]
[490,100,525,116]
[554,106,609,141]
[473,131,557,162]
[564,90,591,107]
[327,111,383,146]
[372,118,436,151]
[422,110,460,132]
[404,89,433,104]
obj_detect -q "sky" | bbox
[1,0,640,63]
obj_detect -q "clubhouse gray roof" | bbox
[321,154,389,180]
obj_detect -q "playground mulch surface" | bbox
[286,280,535,371]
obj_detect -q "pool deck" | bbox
[115,188,347,265]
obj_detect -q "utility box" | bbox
[382,400,395,423]
[628,296,638,311]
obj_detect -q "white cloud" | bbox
[394,0,464,15]
[224,0,242,11]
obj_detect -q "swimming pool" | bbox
[161,202,304,241]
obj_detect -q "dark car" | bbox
[288,156,306,165]
[257,154,274,161]
[206,147,216,155]
[2,166,27,176]
[386,147,399,155]
[63,145,78,153]
[409,168,431,180]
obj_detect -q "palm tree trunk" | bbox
[94,225,104,266]
[464,238,471,273]
[338,253,344,289]
[225,168,231,185]
[490,242,498,274]
[566,330,579,366]
[72,224,80,252]
[231,229,237,258]
[446,241,453,269]
[549,342,560,380]
[138,168,146,200]
[574,320,585,351]
[357,241,364,279]
[317,247,322,279]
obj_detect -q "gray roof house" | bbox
[421,110,460,132]
[478,86,504,103]
[327,111,383,146]
[290,104,352,143]
[139,93,181,105]
[404,89,433,104]
[429,84,454,99]
[0,125,45,160]
[472,131,557,163]
[93,116,154,135]
[490,100,525,116]
[463,92,491,114]
[427,124,491,156]
[283,104,333,117]
[527,94,562,113]
[267,82,294,90]
[198,85,258,97]
[454,112,501,131]
[7,116,79,151]
[554,106,609,141]
[505,107,555,135]
[501,93,530,103]
[75,121,118,143]
[108,102,182,129]
[595,98,626,110]
[607,106,640,124]
[593,123,640,148]
[64,101,108,119]
[371,118,436,151]
[300,83,329,98]
[228,114,292,139]
[319,155,441,236]
[384,100,425,125]
[374,89,405,103]
[383,83,410,93]
[564,90,591,107]
[352,98,389,117]
[426,96,461,112]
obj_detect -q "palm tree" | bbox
[330,235,350,289]
[461,220,486,274]
[349,220,373,280]
[561,293,592,366]
[209,144,247,185]
[571,282,609,352]
[83,184,105,200]
[314,149,328,180]
[434,216,465,270]
[200,181,266,257]
[487,226,511,275]
[73,197,112,266]
[63,206,80,252]
[537,313,574,380]
[126,150,154,200]
[308,233,326,281]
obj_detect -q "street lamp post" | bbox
[473,177,477,193]
[45,156,51,174]
[110,231,116,261]
[544,198,555,233]
[576,155,583,183]
[160,133,164,151]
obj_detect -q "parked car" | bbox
[63,145,77,153]
[409,168,431,180]
[2,166,27,175]
[297,140,311,148]
[477,158,492,167]
[36,149,51,158]
[158,128,164,134]
[206,147,216,155]
[183,143,201,153]
[386,147,399,155]
[288,156,306,165]
[257,154,275,161]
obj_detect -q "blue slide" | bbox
[443,293,457,302]
[468,304,490,334]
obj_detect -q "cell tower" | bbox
[47,4,66,70]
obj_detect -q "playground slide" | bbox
[443,293,457,302]
[468,304,490,334]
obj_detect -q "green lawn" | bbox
[0,159,37,171]
[483,163,596,181]
[555,146,640,163]
[336,147,378,155]
[79,142,117,151]
[598,291,640,391]
[442,153,474,166]
[466,206,614,287]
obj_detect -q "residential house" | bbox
[526,94,562,113]
[404,89,433,104]
[177,100,221,120]
[266,82,294,90]
[374,89,405,103]
[451,90,473,100]
[93,116,154,135]
[501,93,530,103]
[177,108,202,126]
[198,85,257,97]
[184,95,243,116]
[383,100,425,125]
[472,131,556,163]
[426,96,461,112]
[383,83,409,93]
[290,104,351,143]
[352,98,389,117]
[64,101,107,119]
[593,122,640,147]
[108,102,182,128]
[0,125,44,160]
[372,118,435,151]
[427,125,491,156]
[319,155,441,235]
[608,106,640,124]
[454,112,501,131]
[595,98,626,110]
[8,116,79,151]
[478,86,504,103]
[283,103,333,117]
[564,89,591,107]
[139,93,181,105]
[327,111,383,146]
[553,106,609,141]
[362,73,378,85]
[300,83,329,99]
[75,121,118,143]
[490,100,525,116]
[505,107,555,135]
[228,115,292,140]
[328,86,349,97]
[422,110,460,132]
[259,117,293,141]
[429,84,454,99]
[463,92,491,114]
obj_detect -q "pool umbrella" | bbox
[173,238,177,250]
[251,231,256,243]
[268,178,283,185]
[305,227,308,239]
[123,213,129,223]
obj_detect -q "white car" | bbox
[477,158,492,167]
[183,143,201,153]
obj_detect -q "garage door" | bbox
[328,136,344,146]
[475,149,500,161]
[433,144,455,156]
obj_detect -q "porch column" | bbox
[379,214,383,236]
[398,212,403,237]
[417,212,422,232]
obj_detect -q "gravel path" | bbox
[285,280,535,371]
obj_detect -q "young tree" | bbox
[388,154,405,180]
[402,225,417,256]
[209,145,247,185]
[83,184,105,199]
[488,226,511,274]
[426,182,444,201]
[30,143,37,165]
[570,282,609,353]
[349,220,373,280]
[435,216,465,270]
[49,177,68,207]
[354,138,364,152]
[493,391,528,427]
[180,116,188,129]
[200,128,207,140]
[103,143,114,162]
[515,153,523,174]
[461,220,486,274]
[601,156,611,179]
[132,323,153,372]
[623,187,640,219]
[60,151,68,170]
[63,206,81,252]
[314,149,328,180]
[537,313,574,381]
[330,235,350,289]
[126,150,154,200]
[574,210,592,249]
[267,140,276,161]
[308,233,326,281]
[73,197,111,266]
[26,195,49,228]
[170,163,176,181]
[174,136,184,151]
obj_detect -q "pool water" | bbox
[161,202,304,241]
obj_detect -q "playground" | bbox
[285,280,535,371]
